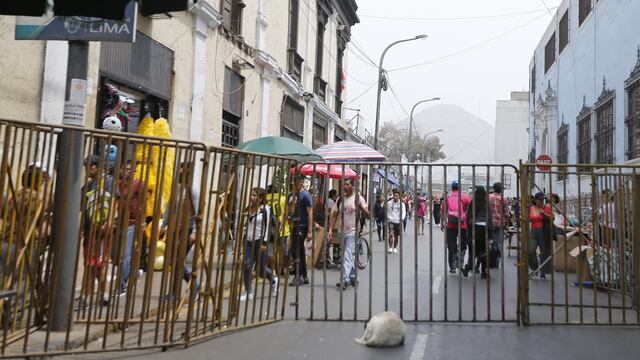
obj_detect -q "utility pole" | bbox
[51,40,88,331]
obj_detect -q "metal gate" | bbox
[290,162,521,323]
[519,163,640,325]
[0,119,296,358]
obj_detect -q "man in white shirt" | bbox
[386,189,406,254]
[328,179,369,289]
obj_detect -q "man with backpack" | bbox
[441,180,471,273]
[328,178,370,289]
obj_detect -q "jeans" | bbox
[290,227,308,279]
[244,240,273,292]
[445,227,468,270]
[529,228,551,275]
[375,218,386,241]
[493,226,504,245]
[341,233,356,284]
[121,225,136,288]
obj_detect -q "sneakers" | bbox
[118,284,127,298]
[137,269,145,279]
[240,290,254,301]
[289,277,309,286]
[393,248,398,254]
[99,294,110,307]
[387,248,393,254]
[336,281,349,290]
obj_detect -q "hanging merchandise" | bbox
[154,118,175,216]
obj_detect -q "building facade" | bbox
[0,0,359,149]
[495,91,529,198]
[528,0,640,196]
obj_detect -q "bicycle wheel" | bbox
[355,237,370,270]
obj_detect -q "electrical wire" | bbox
[387,12,548,72]
[538,0,555,17]
[346,83,376,105]
[359,7,555,23]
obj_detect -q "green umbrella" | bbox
[233,136,321,164]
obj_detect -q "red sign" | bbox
[536,154,552,171]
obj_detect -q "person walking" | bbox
[240,187,277,301]
[432,196,442,225]
[529,192,553,279]
[466,186,493,278]
[290,177,313,286]
[327,178,369,289]
[374,194,386,242]
[416,192,427,235]
[386,189,406,254]
[488,182,510,250]
[441,181,471,273]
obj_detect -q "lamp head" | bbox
[415,34,428,40]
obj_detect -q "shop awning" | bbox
[376,168,399,186]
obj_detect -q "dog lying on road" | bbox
[355,311,406,347]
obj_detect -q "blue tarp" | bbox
[376,168,399,186]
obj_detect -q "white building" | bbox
[495,91,529,198]
[528,0,640,195]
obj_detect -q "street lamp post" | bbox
[408,97,441,161]
[373,34,428,150]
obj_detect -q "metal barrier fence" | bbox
[291,162,521,323]
[0,119,296,357]
[519,163,640,325]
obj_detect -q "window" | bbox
[222,67,244,148]
[531,64,536,108]
[559,11,569,52]
[281,96,305,142]
[544,33,555,73]
[578,0,592,26]
[312,122,326,149]
[334,43,345,116]
[595,99,615,164]
[557,123,569,180]
[314,1,328,100]
[221,0,244,35]
[625,50,640,160]
[287,0,303,82]
[576,110,592,170]
[627,82,640,160]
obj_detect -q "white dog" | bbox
[355,311,406,347]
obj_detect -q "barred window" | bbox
[595,99,615,164]
[221,66,244,148]
[627,80,640,160]
[312,122,326,150]
[576,113,591,170]
[557,123,569,180]
[281,96,304,142]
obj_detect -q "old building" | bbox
[528,0,640,196]
[0,0,359,149]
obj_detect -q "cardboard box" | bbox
[553,234,581,273]
[305,227,326,269]
[569,245,593,283]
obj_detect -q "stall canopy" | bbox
[376,168,399,186]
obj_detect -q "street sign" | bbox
[15,1,137,42]
[536,154,552,171]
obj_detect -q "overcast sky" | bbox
[345,0,563,129]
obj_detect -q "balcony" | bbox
[287,49,303,83]
[313,75,327,102]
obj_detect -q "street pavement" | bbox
[64,218,640,359]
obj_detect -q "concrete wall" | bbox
[495,92,529,198]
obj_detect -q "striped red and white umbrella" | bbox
[292,163,358,179]
[315,141,386,162]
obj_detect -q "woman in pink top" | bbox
[529,192,553,279]
[416,193,427,235]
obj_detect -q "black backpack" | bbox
[260,205,280,244]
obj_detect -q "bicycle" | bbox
[355,234,371,270]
